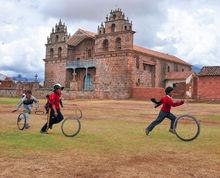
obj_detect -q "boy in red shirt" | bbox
[145,87,184,135]
[40,83,64,134]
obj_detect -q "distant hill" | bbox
[192,64,203,74]
[0,73,7,80]
[12,74,43,82]
[12,74,28,82]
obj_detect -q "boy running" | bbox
[40,83,64,134]
[12,89,38,129]
[145,87,184,135]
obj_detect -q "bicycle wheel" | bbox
[61,116,81,137]
[174,115,200,141]
[74,108,82,119]
[17,113,26,130]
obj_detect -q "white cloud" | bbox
[0,0,220,80]
[0,0,54,79]
[155,7,220,66]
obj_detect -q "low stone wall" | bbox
[131,87,165,100]
[0,89,17,97]
[0,88,105,99]
[0,87,164,100]
[31,88,51,99]
[31,88,97,100]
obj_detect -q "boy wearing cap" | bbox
[145,86,184,135]
[12,89,38,129]
[40,83,64,134]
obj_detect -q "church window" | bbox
[111,24,116,32]
[115,37,121,50]
[136,56,140,69]
[143,64,148,70]
[174,64,178,71]
[103,39,109,51]
[88,49,92,58]
[50,48,54,58]
[58,47,62,58]
[167,66,170,72]
[55,35,59,42]
[136,79,141,86]
[124,26,127,30]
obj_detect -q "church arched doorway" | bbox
[83,73,93,90]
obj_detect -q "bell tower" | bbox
[94,9,135,99]
[95,8,135,54]
[44,19,70,88]
[45,19,69,61]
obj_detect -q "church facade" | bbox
[43,9,191,99]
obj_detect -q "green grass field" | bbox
[0,97,220,177]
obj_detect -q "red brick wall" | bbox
[192,76,198,99]
[173,82,186,98]
[198,76,220,100]
[131,87,165,100]
[0,80,15,88]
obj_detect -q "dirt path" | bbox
[1,149,220,178]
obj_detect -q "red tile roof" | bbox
[133,45,191,66]
[199,66,220,76]
[165,71,194,80]
[67,28,95,46]
[66,29,190,67]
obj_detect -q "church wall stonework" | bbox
[44,60,66,88]
[95,54,131,99]
[43,9,192,99]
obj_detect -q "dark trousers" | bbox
[146,110,176,132]
[41,109,63,132]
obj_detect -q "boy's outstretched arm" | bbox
[12,98,24,112]
[169,99,184,107]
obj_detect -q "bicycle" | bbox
[61,104,82,137]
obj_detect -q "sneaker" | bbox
[169,129,175,134]
[25,124,30,129]
[145,129,150,136]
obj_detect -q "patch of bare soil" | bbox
[1,150,220,178]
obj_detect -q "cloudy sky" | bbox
[0,0,220,79]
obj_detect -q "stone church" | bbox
[43,9,191,99]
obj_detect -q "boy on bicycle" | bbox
[12,89,38,129]
[145,87,184,135]
[40,83,64,134]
